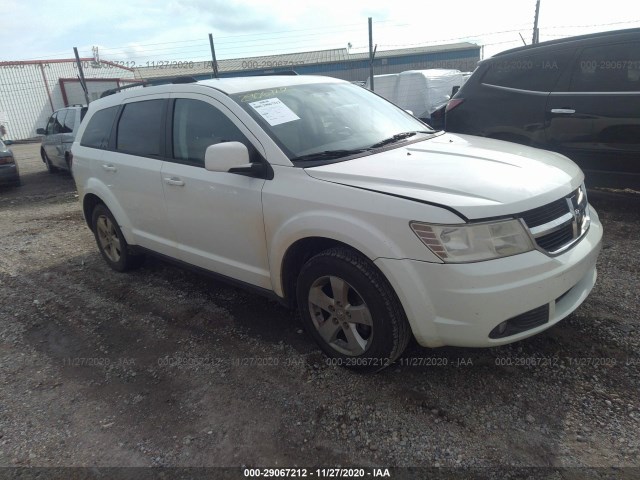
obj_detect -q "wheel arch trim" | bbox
[81,179,135,244]
[270,211,409,299]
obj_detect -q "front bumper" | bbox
[375,207,603,348]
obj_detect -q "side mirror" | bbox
[204,141,250,172]
[36,128,46,135]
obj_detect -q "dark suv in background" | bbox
[37,106,87,174]
[445,28,640,189]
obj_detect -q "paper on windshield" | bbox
[249,98,300,126]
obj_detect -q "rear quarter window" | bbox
[80,106,119,149]
[482,50,573,92]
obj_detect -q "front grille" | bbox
[489,304,550,339]
[520,197,570,228]
[536,224,574,252]
[518,186,589,255]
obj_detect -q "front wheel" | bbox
[296,247,411,372]
[41,149,58,173]
[91,204,144,272]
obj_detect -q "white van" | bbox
[366,69,465,127]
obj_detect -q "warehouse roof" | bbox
[134,42,479,80]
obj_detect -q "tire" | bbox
[41,149,58,173]
[65,154,74,178]
[296,247,411,373]
[91,204,144,272]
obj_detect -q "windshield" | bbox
[231,82,435,163]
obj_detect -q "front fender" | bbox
[268,209,424,297]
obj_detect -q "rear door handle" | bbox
[102,164,117,172]
[550,108,576,114]
[164,177,185,186]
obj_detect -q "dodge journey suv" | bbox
[72,75,603,371]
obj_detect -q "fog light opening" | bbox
[496,321,508,335]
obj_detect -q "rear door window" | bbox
[569,41,640,92]
[116,100,165,157]
[482,50,572,92]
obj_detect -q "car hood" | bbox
[304,133,584,220]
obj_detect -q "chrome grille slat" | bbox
[518,186,590,255]
[521,198,570,228]
[529,212,574,237]
[536,224,574,251]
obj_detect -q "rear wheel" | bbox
[91,204,144,272]
[296,247,411,372]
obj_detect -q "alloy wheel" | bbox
[96,215,122,263]
[307,275,373,356]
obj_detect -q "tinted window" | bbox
[62,109,75,133]
[53,111,66,134]
[81,106,119,149]
[483,50,572,91]
[45,114,57,135]
[116,100,165,157]
[172,99,248,166]
[570,41,640,92]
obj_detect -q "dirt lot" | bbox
[0,143,639,477]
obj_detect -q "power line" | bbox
[542,19,640,29]
[6,18,640,66]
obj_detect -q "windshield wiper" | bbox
[291,149,370,162]
[368,131,433,149]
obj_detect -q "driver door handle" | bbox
[550,108,576,114]
[102,164,117,172]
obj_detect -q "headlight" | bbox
[410,219,534,263]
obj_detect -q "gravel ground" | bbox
[0,143,638,478]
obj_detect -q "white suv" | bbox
[72,75,603,371]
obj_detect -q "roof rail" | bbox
[258,70,298,76]
[100,76,198,98]
[237,70,299,77]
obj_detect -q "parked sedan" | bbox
[0,139,20,187]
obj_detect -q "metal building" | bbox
[135,43,481,83]
[0,43,480,141]
[0,59,136,141]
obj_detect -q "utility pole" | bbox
[73,47,90,105]
[532,0,541,44]
[368,17,375,92]
[209,33,219,79]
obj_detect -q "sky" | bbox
[2,0,640,64]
